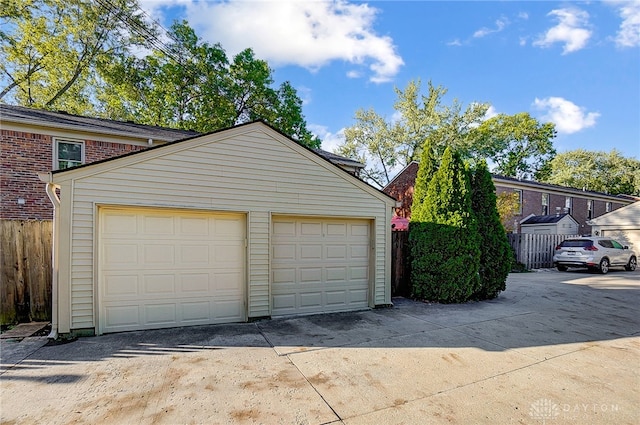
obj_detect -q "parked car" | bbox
[553,237,637,274]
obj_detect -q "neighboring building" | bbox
[520,213,579,235]
[383,161,636,234]
[588,201,640,250]
[1,104,364,220]
[41,121,395,336]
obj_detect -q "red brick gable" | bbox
[383,162,418,218]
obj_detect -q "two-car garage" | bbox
[44,122,394,335]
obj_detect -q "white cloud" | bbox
[171,0,403,83]
[484,105,499,120]
[610,1,640,47]
[473,17,509,38]
[533,8,592,54]
[446,39,463,47]
[518,12,529,20]
[533,97,600,134]
[310,125,346,152]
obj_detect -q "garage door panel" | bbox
[103,244,138,266]
[103,275,139,297]
[181,273,210,292]
[100,208,245,333]
[145,303,177,325]
[271,217,370,317]
[144,274,175,295]
[104,305,139,329]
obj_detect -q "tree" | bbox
[410,137,437,222]
[473,112,557,180]
[496,192,520,232]
[0,0,152,114]
[540,149,640,196]
[101,22,319,147]
[471,161,512,299]
[336,79,489,188]
[409,146,480,303]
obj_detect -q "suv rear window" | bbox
[560,240,593,248]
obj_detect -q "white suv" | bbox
[553,237,637,274]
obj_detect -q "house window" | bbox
[541,193,549,215]
[605,202,611,213]
[587,200,593,219]
[54,139,84,170]
[515,189,523,215]
[564,196,572,215]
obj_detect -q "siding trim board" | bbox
[48,122,394,335]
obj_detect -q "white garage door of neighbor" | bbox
[99,208,246,333]
[271,216,371,316]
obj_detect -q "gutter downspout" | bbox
[39,173,60,340]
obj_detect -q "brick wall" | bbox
[383,162,418,218]
[1,130,148,219]
[496,185,628,234]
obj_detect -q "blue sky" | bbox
[141,1,640,168]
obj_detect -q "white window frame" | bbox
[564,196,572,215]
[587,200,593,219]
[515,189,523,215]
[53,138,85,170]
[605,202,611,213]
[541,193,549,215]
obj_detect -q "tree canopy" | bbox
[337,79,489,188]
[0,0,149,115]
[540,149,640,196]
[473,112,557,180]
[1,1,318,147]
[335,79,557,188]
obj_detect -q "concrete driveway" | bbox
[1,270,639,424]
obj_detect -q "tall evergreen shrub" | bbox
[471,160,512,299]
[409,147,481,303]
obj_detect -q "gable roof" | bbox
[521,213,577,225]
[1,103,199,142]
[587,201,640,226]
[43,120,395,203]
[381,160,634,203]
[1,103,363,170]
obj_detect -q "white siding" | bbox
[53,125,393,331]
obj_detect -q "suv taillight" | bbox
[584,245,598,251]
[555,245,562,250]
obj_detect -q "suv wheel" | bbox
[626,256,637,272]
[557,265,568,272]
[599,258,610,274]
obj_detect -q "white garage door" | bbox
[99,208,245,333]
[271,216,370,316]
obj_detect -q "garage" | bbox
[40,121,395,336]
[99,207,245,333]
[589,202,640,252]
[271,216,370,316]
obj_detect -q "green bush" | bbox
[470,161,512,299]
[409,147,480,303]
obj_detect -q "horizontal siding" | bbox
[58,126,393,331]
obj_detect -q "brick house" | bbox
[383,161,637,234]
[1,104,363,220]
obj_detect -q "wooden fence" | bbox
[1,220,52,325]
[391,231,410,297]
[507,233,579,270]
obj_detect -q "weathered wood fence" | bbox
[507,233,579,270]
[391,231,410,297]
[1,220,52,324]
